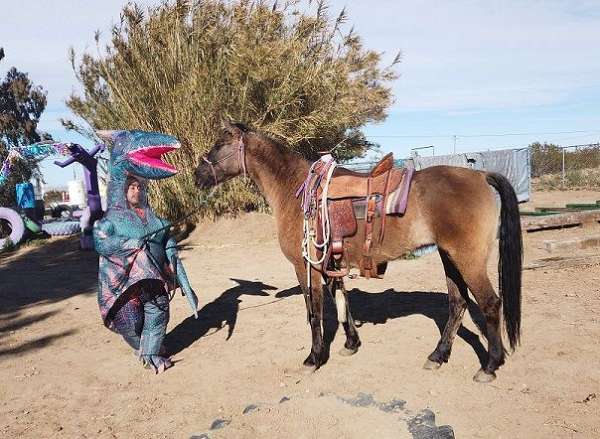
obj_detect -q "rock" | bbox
[407,409,455,439]
[380,399,406,413]
[209,419,231,430]
[347,393,374,408]
[243,404,259,414]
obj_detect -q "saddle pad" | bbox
[385,167,414,215]
[348,167,414,219]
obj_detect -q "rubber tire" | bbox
[42,221,81,236]
[51,204,73,219]
[0,207,25,249]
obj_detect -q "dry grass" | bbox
[532,167,600,191]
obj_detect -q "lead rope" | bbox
[296,154,338,318]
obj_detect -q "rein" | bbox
[138,191,215,242]
[201,138,247,186]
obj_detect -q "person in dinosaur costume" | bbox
[93,130,198,373]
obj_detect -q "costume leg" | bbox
[139,284,171,373]
[110,294,144,351]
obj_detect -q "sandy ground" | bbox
[1,190,599,438]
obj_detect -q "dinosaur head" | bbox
[98,130,182,210]
[97,130,180,180]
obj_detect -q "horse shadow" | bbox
[165,278,277,355]
[347,288,488,367]
[283,287,489,368]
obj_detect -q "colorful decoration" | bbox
[0,141,71,187]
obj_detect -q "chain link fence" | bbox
[530,143,600,190]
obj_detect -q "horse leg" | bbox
[334,279,361,356]
[424,250,468,370]
[295,264,325,370]
[463,269,505,383]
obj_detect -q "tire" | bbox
[42,221,81,236]
[51,204,73,219]
[0,207,25,249]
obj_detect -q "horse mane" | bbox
[236,123,310,203]
[239,123,302,160]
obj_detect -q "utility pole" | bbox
[453,135,457,154]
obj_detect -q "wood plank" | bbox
[543,235,600,253]
[524,254,600,270]
[564,204,600,210]
[520,211,561,216]
[521,209,600,232]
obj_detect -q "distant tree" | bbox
[0,47,49,206]
[43,190,65,204]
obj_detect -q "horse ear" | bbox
[221,119,235,132]
[221,120,243,138]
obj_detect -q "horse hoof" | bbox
[302,364,317,375]
[339,347,358,357]
[473,369,496,383]
[423,359,442,370]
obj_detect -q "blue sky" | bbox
[1,0,599,188]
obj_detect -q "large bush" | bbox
[65,0,399,220]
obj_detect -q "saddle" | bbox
[312,153,412,279]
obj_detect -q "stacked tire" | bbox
[0,207,25,249]
[42,221,81,236]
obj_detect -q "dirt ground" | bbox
[1,190,599,438]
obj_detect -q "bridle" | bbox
[202,137,247,186]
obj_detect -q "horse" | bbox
[194,122,522,383]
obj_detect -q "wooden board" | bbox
[524,254,600,270]
[543,235,600,252]
[521,209,600,232]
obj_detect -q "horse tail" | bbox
[486,172,523,350]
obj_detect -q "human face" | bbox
[126,180,142,207]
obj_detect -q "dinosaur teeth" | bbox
[128,144,179,173]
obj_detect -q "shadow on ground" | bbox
[0,237,96,358]
[165,278,278,355]
[274,286,488,367]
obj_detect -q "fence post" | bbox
[561,147,566,188]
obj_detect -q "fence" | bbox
[530,143,600,190]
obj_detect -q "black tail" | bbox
[486,172,523,350]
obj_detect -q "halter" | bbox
[202,137,247,186]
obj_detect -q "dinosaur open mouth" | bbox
[128,144,179,173]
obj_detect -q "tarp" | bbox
[407,147,531,202]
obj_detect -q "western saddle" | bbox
[304,152,412,279]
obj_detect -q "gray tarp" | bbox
[408,147,531,202]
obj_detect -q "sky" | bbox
[1,0,599,188]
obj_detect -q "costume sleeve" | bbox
[165,236,192,292]
[93,218,141,257]
[166,235,198,318]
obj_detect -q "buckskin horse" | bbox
[195,122,522,383]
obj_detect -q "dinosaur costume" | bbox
[93,130,198,373]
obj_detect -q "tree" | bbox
[0,47,49,207]
[65,0,400,220]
